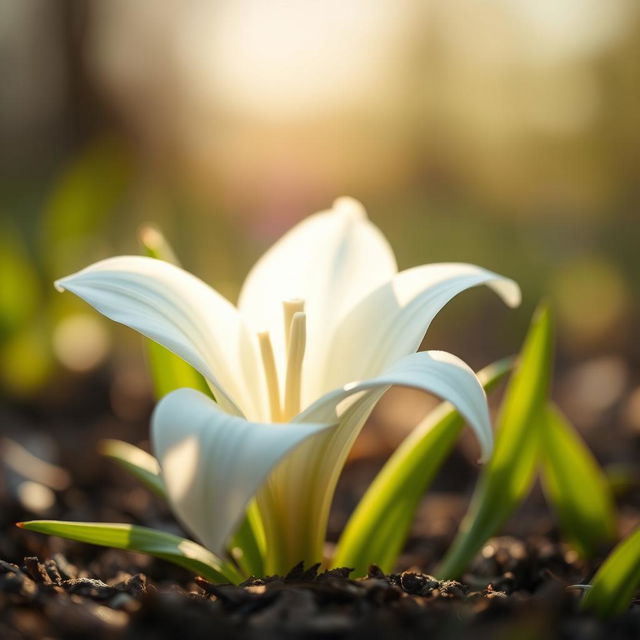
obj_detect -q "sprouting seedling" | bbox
[580,527,640,618]
[19,198,521,578]
[434,304,616,580]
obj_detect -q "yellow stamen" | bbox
[283,299,305,348]
[283,311,307,420]
[257,330,281,421]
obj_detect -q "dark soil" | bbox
[2,368,640,638]
[2,547,640,639]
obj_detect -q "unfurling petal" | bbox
[238,197,397,377]
[152,388,332,555]
[262,350,493,570]
[316,262,520,400]
[303,349,493,462]
[56,256,260,417]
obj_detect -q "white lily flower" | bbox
[56,197,520,572]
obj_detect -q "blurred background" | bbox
[1,0,639,545]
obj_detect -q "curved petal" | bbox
[238,197,397,378]
[152,388,332,555]
[303,350,493,461]
[315,262,520,401]
[56,256,260,417]
[261,350,492,571]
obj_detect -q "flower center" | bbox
[257,299,307,422]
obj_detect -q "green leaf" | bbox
[145,340,212,398]
[540,405,616,559]
[332,357,513,576]
[99,439,166,499]
[138,224,263,575]
[18,520,243,583]
[138,224,213,399]
[99,438,263,576]
[436,302,554,579]
[228,501,265,577]
[582,527,640,617]
[139,224,180,265]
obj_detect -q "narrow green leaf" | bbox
[138,224,263,575]
[138,224,212,399]
[228,501,265,577]
[333,357,513,576]
[18,520,243,583]
[436,303,554,579]
[145,340,212,398]
[99,438,263,576]
[99,439,166,499]
[582,527,640,617]
[139,224,180,265]
[540,405,616,559]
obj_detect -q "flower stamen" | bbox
[283,311,307,420]
[257,330,281,421]
[283,299,305,347]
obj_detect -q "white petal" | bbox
[56,256,260,417]
[302,350,493,461]
[152,388,332,555]
[318,262,520,398]
[261,350,492,570]
[238,197,397,378]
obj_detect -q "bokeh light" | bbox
[1,0,639,457]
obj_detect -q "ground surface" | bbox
[1,546,640,639]
[1,369,640,638]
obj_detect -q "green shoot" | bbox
[139,223,263,575]
[99,437,264,577]
[333,357,513,576]
[539,405,615,559]
[139,225,212,399]
[18,520,243,584]
[436,303,553,579]
[99,438,166,499]
[581,527,640,617]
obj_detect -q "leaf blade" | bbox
[99,438,264,577]
[540,405,616,559]
[99,439,166,499]
[138,225,213,400]
[140,226,263,574]
[18,520,243,583]
[145,340,212,398]
[228,501,265,577]
[436,302,554,579]
[333,357,513,576]
[581,527,640,617]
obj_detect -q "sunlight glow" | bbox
[180,0,406,120]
